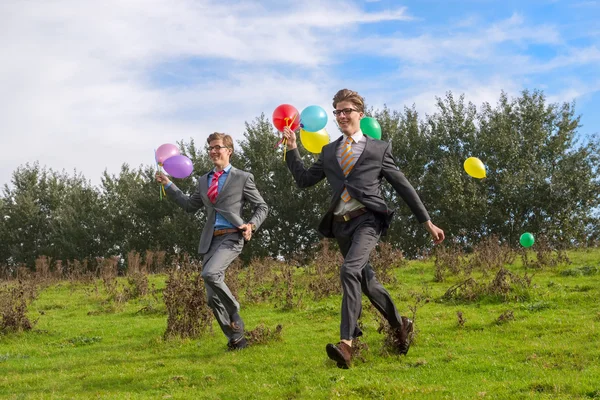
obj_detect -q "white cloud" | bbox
[0,1,597,188]
[0,0,411,186]
[357,13,562,65]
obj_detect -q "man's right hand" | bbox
[155,172,171,185]
[282,126,298,150]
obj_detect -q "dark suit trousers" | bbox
[332,211,403,340]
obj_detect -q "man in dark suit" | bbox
[156,132,268,350]
[282,89,444,368]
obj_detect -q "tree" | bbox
[477,90,600,246]
[236,114,331,262]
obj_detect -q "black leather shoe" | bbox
[326,342,352,369]
[227,337,248,351]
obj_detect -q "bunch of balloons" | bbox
[272,104,330,155]
[272,102,389,155]
[155,143,193,178]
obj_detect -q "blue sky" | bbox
[1,0,599,186]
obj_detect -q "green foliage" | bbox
[0,90,598,266]
[379,90,600,256]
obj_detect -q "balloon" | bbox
[463,157,487,179]
[519,232,535,248]
[300,129,330,154]
[360,117,382,140]
[272,104,300,132]
[162,155,193,178]
[300,105,328,132]
[155,143,180,165]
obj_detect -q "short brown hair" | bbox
[332,89,365,113]
[207,132,234,152]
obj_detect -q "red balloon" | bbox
[272,104,300,132]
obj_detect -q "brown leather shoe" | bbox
[394,317,414,355]
[326,342,352,369]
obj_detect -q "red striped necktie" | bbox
[207,170,224,203]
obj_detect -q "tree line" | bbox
[1,90,598,271]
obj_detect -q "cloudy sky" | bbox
[1,0,599,187]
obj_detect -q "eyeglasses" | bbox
[207,145,230,152]
[333,108,357,117]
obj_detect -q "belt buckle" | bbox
[343,214,350,222]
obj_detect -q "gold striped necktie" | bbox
[340,136,355,202]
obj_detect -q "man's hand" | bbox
[423,220,445,244]
[282,126,298,150]
[155,172,171,185]
[238,223,255,241]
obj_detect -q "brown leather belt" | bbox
[333,207,368,222]
[213,228,239,236]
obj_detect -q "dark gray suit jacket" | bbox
[286,135,430,237]
[166,167,269,254]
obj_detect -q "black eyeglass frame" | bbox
[333,108,358,117]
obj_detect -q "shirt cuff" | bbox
[165,182,173,188]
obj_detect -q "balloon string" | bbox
[282,114,298,161]
[155,149,165,201]
[274,113,298,161]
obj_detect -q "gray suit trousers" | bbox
[201,232,245,343]
[333,211,402,340]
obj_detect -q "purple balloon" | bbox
[155,143,180,164]
[163,155,193,178]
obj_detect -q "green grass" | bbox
[1,249,600,399]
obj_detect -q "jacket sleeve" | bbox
[285,148,326,188]
[164,181,205,213]
[381,142,430,223]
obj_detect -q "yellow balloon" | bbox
[300,128,330,154]
[464,157,486,179]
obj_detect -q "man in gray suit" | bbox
[156,132,268,350]
[282,89,444,368]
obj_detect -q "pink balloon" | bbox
[155,143,180,164]
[163,155,193,178]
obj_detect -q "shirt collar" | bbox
[212,164,232,174]
[345,130,364,143]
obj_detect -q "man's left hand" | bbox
[238,224,254,241]
[423,220,445,244]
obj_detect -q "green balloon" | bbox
[519,232,535,248]
[360,117,382,140]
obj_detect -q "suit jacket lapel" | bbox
[328,136,345,178]
[199,172,210,204]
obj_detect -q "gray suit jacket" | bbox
[286,135,430,237]
[165,167,269,254]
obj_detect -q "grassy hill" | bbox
[1,247,599,399]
